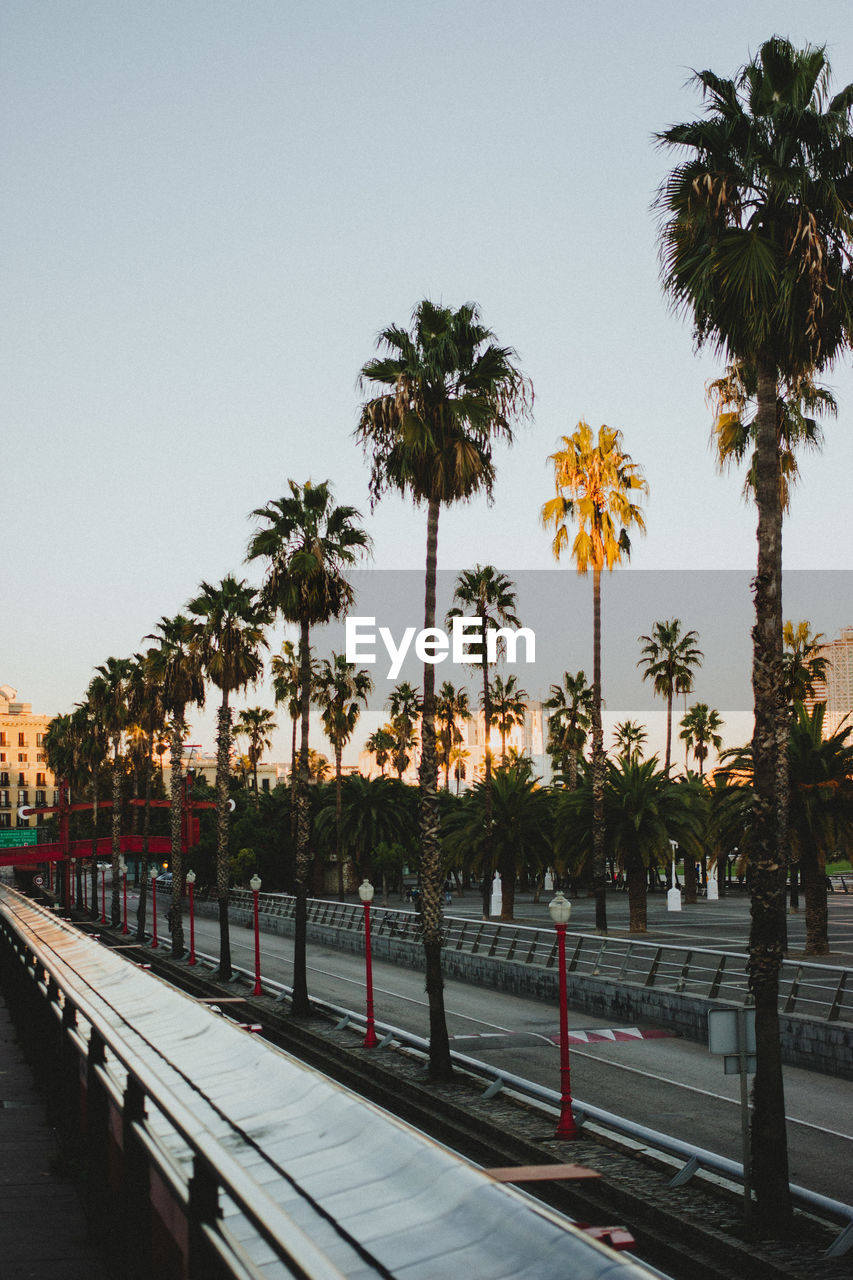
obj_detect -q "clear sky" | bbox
[3,1,853,762]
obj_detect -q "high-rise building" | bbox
[0,686,57,831]
[808,628,853,736]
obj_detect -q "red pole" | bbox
[82,865,87,910]
[100,867,106,924]
[121,867,128,935]
[363,900,378,1048]
[188,880,196,965]
[252,887,262,995]
[555,921,578,1139]
[151,873,158,948]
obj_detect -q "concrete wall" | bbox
[198,897,853,1079]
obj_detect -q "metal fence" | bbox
[230,891,853,1025]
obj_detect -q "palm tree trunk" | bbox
[169,715,185,957]
[592,566,607,933]
[90,783,99,918]
[800,852,829,955]
[627,857,647,932]
[419,498,453,1080]
[665,693,673,774]
[481,663,494,919]
[748,357,792,1232]
[335,743,344,901]
[111,740,122,926]
[290,713,298,838]
[216,695,233,981]
[292,616,312,1016]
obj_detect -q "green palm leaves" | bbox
[638,619,703,774]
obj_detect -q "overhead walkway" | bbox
[0,886,657,1280]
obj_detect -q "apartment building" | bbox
[0,686,57,830]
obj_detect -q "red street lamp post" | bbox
[358,880,379,1048]
[151,865,159,949]
[119,856,129,935]
[549,891,579,1140]
[250,873,263,996]
[186,870,197,965]
[100,866,107,924]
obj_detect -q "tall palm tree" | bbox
[42,713,82,908]
[638,619,703,773]
[357,300,531,1080]
[246,479,369,1015]
[126,649,167,940]
[450,744,469,796]
[448,566,523,918]
[387,682,422,779]
[613,719,648,765]
[87,656,134,926]
[435,682,469,789]
[314,653,373,899]
[146,614,206,956]
[365,725,395,777]
[71,698,108,914]
[679,704,723,777]
[234,706,277,801]
[545,671,593,789]
[271,639,310,836]
[489,673,527,765]
[656,38,853,1228]
[187,576,269,980]
[542,421,647,934]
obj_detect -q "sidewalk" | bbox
[0,989,109,1279]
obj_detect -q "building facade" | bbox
[807,627,853,736]
[0,686,57,831]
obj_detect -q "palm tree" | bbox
[234,706,277,801]
[679,704,723,777]
[638,620,703,774]
[87,656,134,926]
[71,699,108,914]
[387,682,421,779]
[448,566,523,918]
[271,639,307,836]
[557,757,704,932]
[656,39,853,1228]
[314,653,373,899]
[782,621,828,710]
[126,649,167,940]
[450,744,469,796]
[613,720,648,765]
[358,300,531,1080]
[246,479,369,1015]
[542,421,647,934]
[146,614,206,956]
[187,576,269,980]
[42,713,82,909]
[365,725,396,777]
[318,773,413,885]
[443,765,551,921]
[489,673,527,765]
[435,682,470,789]
[545,671,593,789]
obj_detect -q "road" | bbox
[130,889,853,1207]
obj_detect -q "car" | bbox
[155,872,173,890]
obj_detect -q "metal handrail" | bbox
[225,890,853,1025]
[202,944,853,1259]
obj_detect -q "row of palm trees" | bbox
[40,34,853,1231]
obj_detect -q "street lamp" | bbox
[358,880,379,1048]
[250,873,262,996]
[548,891,578,1139]
[185,870,197,965]
[150,864,159,949]
[119,856,128,935]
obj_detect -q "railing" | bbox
[198,941,853,1259]
[228,890,853,1025]
[0,887,659,1280]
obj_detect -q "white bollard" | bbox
[490,872,502,918]
[707,870,719,901]
[667,886,682,912]
[544,870,554,891]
